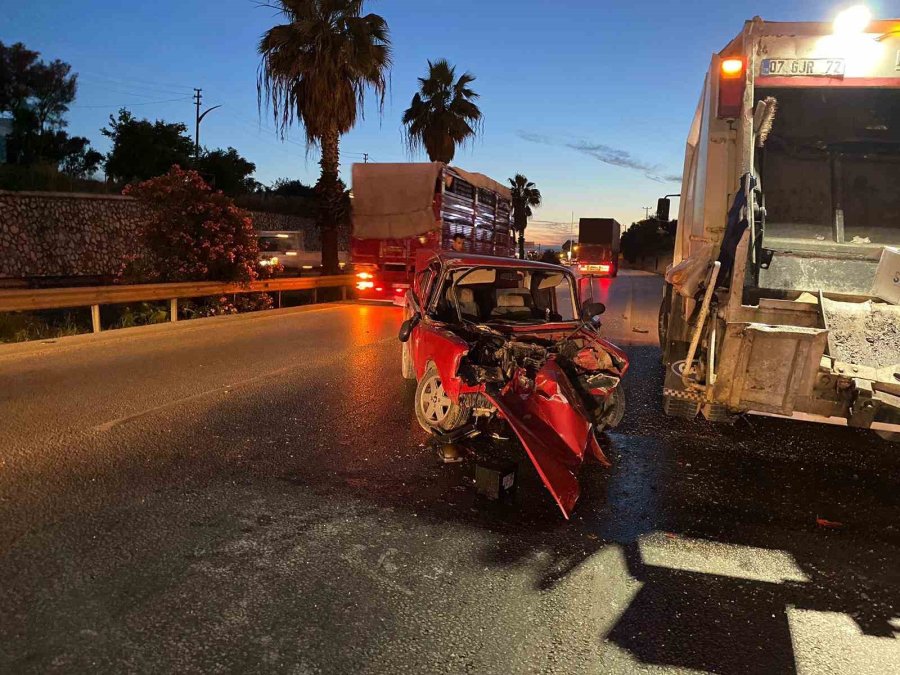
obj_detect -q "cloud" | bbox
[516,130,554,145]
[517,130,680,184]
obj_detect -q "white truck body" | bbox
[661,16,900,439]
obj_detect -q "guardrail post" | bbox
[170,298,178,323]
[91,304,101,333]
[312,288,318,304]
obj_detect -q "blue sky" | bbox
[3,0,886,244]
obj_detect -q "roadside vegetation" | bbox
[508,174,542,260]
[620,217,676,264]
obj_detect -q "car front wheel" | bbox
[595,384,625,431]
[414,364,470,434]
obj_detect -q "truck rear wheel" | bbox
[658,283,672,360]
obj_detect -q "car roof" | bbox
[426,251,571,274]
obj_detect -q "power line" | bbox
[78,79,189,101]
[72,96,193,109]
[77,70,194,95]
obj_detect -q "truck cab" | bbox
[660,13,900,440]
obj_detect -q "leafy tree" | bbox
[0,41,97,173]
[121,166,268,283]
[620,218,675,263]
[56,135,103,178]
[539,249,561,265]
[101,109,194,183]
[508,174,542,259]
[269,177,316,198]
[194,147,257,195]
[258,0,391,275]
[402,59,481,163]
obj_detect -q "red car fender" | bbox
[484,358,609,519]
[411,322,474,401]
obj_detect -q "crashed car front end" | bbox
[402,259,629,518]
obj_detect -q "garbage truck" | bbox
[658,12,900,441]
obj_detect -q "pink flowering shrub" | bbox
[121,166,271,283]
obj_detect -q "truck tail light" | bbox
[717,57,745,119]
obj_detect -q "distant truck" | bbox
[577,218,620,277]
[351,163,516,302]
[658,14,900,441]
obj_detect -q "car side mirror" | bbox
[581,302,606,323]
[398,312,421,343]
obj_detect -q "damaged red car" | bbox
[398,251,629,518]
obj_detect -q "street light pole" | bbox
[193,88,222,159]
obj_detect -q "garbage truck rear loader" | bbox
[658,14,900,441]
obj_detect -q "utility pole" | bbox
[193,88,222,159]
[362,153,369,163]
[642,206,653,220]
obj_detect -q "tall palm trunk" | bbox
[515,211,527,259]
[317,127,342,275]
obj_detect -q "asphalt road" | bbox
[1,270,898,674]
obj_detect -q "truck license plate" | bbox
[760,58,845,77]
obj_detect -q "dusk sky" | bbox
[3,0,883,244]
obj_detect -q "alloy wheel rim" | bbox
[420,375,451,424]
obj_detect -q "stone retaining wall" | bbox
[0,191,144,279]
[0,191,348,280]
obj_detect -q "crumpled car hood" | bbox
[483,356,610,519]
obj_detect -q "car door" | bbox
[408,261,441,374]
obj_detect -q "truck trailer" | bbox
[658,12,900,441]
[351,163,516,303]
[577,218,621,277]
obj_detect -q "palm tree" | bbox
[402,59,481,163]
[508,174,541,259]
[258,0,391,274]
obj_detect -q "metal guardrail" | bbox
[0,274,356,333]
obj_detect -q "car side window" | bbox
[414,270,432,306]
[423,264,441,305]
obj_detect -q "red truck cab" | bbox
[351,163,516,303]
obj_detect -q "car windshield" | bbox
[436,266,578,325]
[258,236,295,253]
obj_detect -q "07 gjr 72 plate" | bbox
[760,58,845,77]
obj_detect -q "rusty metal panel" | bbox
[715,322,827,415]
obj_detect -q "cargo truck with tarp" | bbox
[658,11,900,441]
[576,218,621,277]
[351,163,516,303]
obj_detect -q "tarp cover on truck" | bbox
[352,163,512,240]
